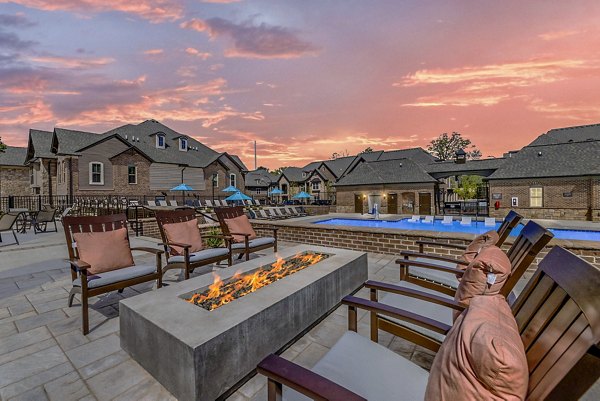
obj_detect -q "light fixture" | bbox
[363,195,367,199]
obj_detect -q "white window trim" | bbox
[213,173,219,187]
[529,187,543,208]
[179,137,188,151]
[156,135,165,149]
[128,165,137,185]
[256,188,262,195]
[229,173,236,188]
[312,181,320,191]
[89,162,104,185]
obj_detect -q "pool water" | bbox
[314,218,600,242]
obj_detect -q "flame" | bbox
[187,252,327,311]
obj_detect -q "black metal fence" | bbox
[442,200,489,216]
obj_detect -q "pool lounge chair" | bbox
[460,216,472,225]
[158,200,169,207]
[147,200,157,207]
[408,215,420,222]
[33,207,58,234]
[204,200,214,208]
[291,206,307,216]
[0,213,21,245]
[253,209,275,220]
[484,217,496,226]
[423,215,434,223]
[441,216,453,225]
[169,200,178,207]
[253,199,261,206]
[258,246,600,401]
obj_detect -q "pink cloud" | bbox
[29,55,115,69]
[185,47,212,60]
[143,48,164,55]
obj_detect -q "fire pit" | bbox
[120,245,367,401]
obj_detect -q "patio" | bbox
[0,224,440,401]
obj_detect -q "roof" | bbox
[27,129,55,160]
[335,158,437,186]
[279,167,305,183]
[245,168,276,188]
[322,156,356,178]
[230,155,247,171]
[0,146,27,167]
[52,128,100,155]
[528,123,600,147]
[376,148,437,165]
[487,140,600,180]
[424,157,506,174]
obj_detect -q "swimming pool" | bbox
[314,218,600,242]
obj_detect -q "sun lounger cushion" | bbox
[168,247,229,263]
[162,219,204,256]
[231,237,275,250]
[73,263,156,288]
[453,246,511,320]
[462,230,499,264]
[73,228,134,274]
[224,215,257,242]
[425,295,528,401]
[285,331,429,401]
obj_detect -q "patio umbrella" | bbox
[269,188,283,195]
[225,191,252,205]
[222,185,239,193]
[293,191,312,205]
[171,183,194,204]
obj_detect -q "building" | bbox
[0,146,29,198]
[23,119,248,199]
[244,168,279,201]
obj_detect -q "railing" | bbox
[442,200,489,216]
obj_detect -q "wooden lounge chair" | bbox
[441,215,453,225]
[0,212,21,245]
[63,214,163,334]
[33,207,58,234]
[258,246,600,401]
[408,215,420,222]
[214,206,278,261]
[484,216,496,226]
[154,209,232,280]
[460,216,472,225]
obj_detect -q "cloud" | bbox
[143,48,163,55]
[185,47,212,60]
[180,17,318,59]
[0,13,36,27]
[538,30,580,41]
[403,94,510,107]
[201,0,242,3]
[1,0,184,22]
[28,55,115,69]
[527,98,600,121]
[0,30,37,50]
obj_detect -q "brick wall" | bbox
[336,184,435,214]
[489,177,600,221]
[111,149,152,196]
[0,166,30,197]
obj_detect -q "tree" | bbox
[331,149,350,159]
[427,132,481,160]
[360,147,374,153]
[454,175,483,200]
[270,166,291,175]
[0,137,6,152]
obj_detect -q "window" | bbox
[212,173,219,187]
[256,188,262,195]
[156,134,165,149]
[128,165,137,184]
[62,162,66,184]
[281,184,288,194]
[530,187,542,207]
[179,137,188,151]
[89,162,104,185]
[57,162,62,184]
[312,181,320,191]
[229,173,236,188]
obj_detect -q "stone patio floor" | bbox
[0,224,597,400]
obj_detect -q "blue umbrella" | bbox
[170,184,194,204]
[269,188,283,195]
[222,185,239,193]
[293,191,311,199]
[225,191,252,201]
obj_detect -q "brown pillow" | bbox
[425,295,528,401]
[462,230,500,264]
[162,219,203,255]
[454,246,511,320]
[225,215,257,243]
[73,227,134,275]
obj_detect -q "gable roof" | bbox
[528,123,600,147]
[27,129,55,161]
[335,158,437,186]
[245,168,277,188]
[230,155,248,171]
[322,156,357,178]
[425,157,506,176]
[0,146,27,167]
[376,148,437,165]
[279,167,305,183]
[487,140,600,180]
[52,128,100,156]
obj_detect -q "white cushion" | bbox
[380,281,454,343]
[73,264,156,288]
[168,247,229,263]
[406,257,460,289]
[231,237,275,250]
[285,331,429,401]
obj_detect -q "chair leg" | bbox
[245,252,250,261]
[117,289,124,294]
[82,295,89,335]
[67,288,78,307]
[12,230,18,245]
[237,253,244,260]
[185,267,190,280]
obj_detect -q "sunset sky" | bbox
[1,0,600,168]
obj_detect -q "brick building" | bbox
[0,146,29,198]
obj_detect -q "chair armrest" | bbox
[130,247,164,256]
[396,257,467,276]
[229,232,252,239]
[399,250,469,266]
[416,240,468,250]
[158,241,191,249]
[364,280,464,311]
[68,258,91,272]
[257,354,366,401]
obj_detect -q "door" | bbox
[387,193,398,214]
[419,192,432,215]
[354,194,363,213]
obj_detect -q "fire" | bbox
[187,251,328,311]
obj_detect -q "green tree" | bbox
[427,132,481,160]
[454,175,483,200]
[270,166,291,175]
[0,137,6,152]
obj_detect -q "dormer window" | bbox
[179,137,188,151]
[156,134,165,149]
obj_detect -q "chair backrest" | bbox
[205,200,213,207]
[254,199,261,206]
[147,200,157,207]
[214,206,245,236]
[460,216,472,224]
[159,200,168,207]
[510,246,600,401]
[62,214,130,261]
[410,215,420,221]
[496,210,523,246]
[257,209,268,218]
[423,215,433,223]
[484,217,496,227]
[154,208,197,249]
[214,200,222,207]
[0,213,20,231]
[36,208,57,223]
[501,220,554,297]
[442,216,453,224]
[170,200,178,207]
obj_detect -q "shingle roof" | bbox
[487,140,600,180]
[424,157,506,174]
[280,167,305,183]
[28,129,55,160]
[335,158,437,186]
[53,128,100,155]
[322,156,356,178]
[230,155,247,171]
[0,146,27,166]
[377,148,437,165]
[245,168,275,188]
[528,123,600,146]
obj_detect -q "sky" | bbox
[1,0,600,169]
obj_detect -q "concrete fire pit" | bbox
[119,245,368,401]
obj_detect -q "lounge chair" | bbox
[33,207,58,234]
[408,215,420,222]
[441,215,453,225]
[423,215,434,223]
[460,216,472,225]
[63,214,163,334]
[291,206,307,216]
[158,200,168,207]
[147,200,157,207]
[204,200,213,208]
[155,209,231,280]
[0,213,21,245]
[170,200,178,207]
[484,217,496,226]
[214,206,278,261]
[252,209,274,220]
[258,246,600,401]
[253,199,261,206]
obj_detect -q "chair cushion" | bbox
[380,281,454,343]
[162,219,203,256]
[168,247,229,263]
[425,295,528,401]
[407,257,460,288]
[73,264,156,288]
[454,246,511,320]
[285,331,429,401]
[73,228,134,275]
[231,236,275,250]
[225,215,257,243]
[462,230,499,264]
